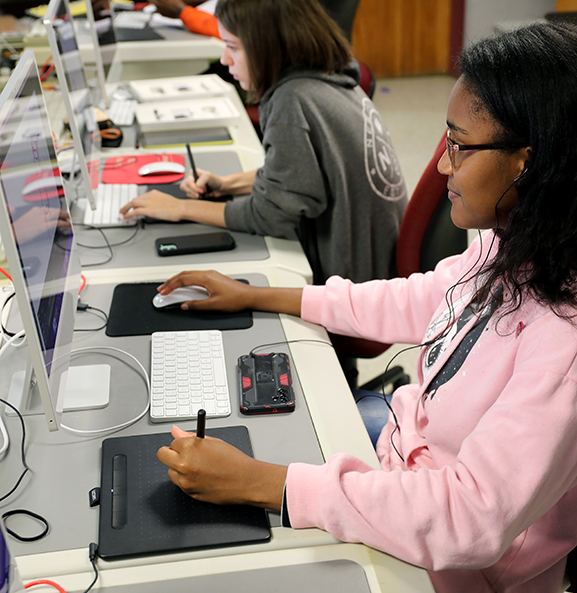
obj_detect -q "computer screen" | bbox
[0,521,24,593]
[0,520,24,593]
[43,0,101,211]
[0,50,82,432]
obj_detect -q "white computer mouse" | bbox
[22,177,63,196]
[152,286,210,309]
[138,161,186,177]
[111,88,132,102]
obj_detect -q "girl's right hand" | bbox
[180,169,225,199]
[156,270,254,312]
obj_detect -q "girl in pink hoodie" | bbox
[156,21,577,593]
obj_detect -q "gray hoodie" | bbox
[224,63,407,284]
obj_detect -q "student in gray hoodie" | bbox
[121,0,407,284]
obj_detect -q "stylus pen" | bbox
[186,143,199,182]
[196,408,206,439]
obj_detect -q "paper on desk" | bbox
[197,0,218,15]
[150,13,184,28]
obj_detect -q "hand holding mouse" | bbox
[157,270,255,312]
[180,168,225,199]
[157,270,304,316]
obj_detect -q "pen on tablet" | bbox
[186,143,199,182]
[196,408,206,439]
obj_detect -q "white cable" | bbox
[0,329,26,457]
[59,345,150,436]
[0,413,8,456]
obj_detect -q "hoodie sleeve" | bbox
[224,119,328,238]
[285,317,577,572]
[301,235,488,345]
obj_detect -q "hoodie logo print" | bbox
[363,98,406,201]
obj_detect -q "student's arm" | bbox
[119,190,227,225]
[119,170,257,223]
[156,270,303,317]
[180,169,257,199]
[158,426,287,510]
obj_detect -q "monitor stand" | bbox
[6,360,110,416]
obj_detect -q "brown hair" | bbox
[215,0,353,103]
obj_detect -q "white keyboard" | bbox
[113,11,149,29]
[150,330,231,422]
[83,183,139,227]
[106,99,138,126]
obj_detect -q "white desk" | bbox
[45,78,315,284]
[2,267,433,593]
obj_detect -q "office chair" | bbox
[565,547,577,591]
[330,134,468,392]
[319,0,361,41]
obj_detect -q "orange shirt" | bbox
[180,6,221,38]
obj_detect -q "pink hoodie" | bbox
[287,232,577,593]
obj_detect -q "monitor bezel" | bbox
[43,0,100,211]
[0,50,82,432]
[82,0,110,108]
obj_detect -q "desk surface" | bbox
[1,263,432,592]
[0,272,323,556]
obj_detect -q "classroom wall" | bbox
[464,0,556,45]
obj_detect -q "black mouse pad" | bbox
[98,426,270,559]
[105,281,253,337]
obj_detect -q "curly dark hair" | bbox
[215,0,352,103]
[459,22,577,319]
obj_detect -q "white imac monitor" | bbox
[0,50,82,431]
[78,0,119,108]
[43,0,101,211]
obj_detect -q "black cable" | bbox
[83,543,99,593]
[55,222,142,267]
[0,397,30,503]
[1,291,15,337]
[249,339,332,357]
[77,221,142,249]
[2,509,49,541]
[79,223,142,267]
[75,302,109,332]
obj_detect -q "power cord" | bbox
[76,222,142,268]
[75,300,109,332]
[21,542,99,593]
[0,330,27,460]
[0,394,30,503]
[59,345,150,436]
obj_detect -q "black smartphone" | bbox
[237,353,295,415]
[155,231,235,256]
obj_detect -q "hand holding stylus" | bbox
[157,423,287,508]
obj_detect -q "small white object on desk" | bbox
[136,97,240,132]
[152,286,210,309]
[128,74,228,103]
[137,162,185,177]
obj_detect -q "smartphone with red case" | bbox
[237,353,295,415]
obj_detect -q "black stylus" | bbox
[186,143,199,182]
[196,408,206,439]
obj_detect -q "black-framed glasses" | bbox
[445,130,527,169]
